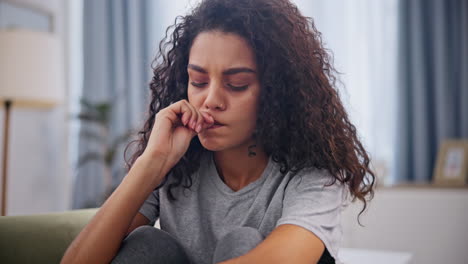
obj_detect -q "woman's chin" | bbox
[200,142,225,152]
[198,137,223,151]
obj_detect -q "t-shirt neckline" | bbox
[208,151,275,195]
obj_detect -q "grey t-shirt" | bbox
[139,151,348,264]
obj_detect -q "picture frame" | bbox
[433,140,468,186]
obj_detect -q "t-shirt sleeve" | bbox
[275,168,348,260]
[138,188,160,226]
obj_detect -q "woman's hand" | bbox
[141,99,214,175]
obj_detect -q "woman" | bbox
[61,0,375,263]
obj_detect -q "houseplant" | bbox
[73,97,133,207]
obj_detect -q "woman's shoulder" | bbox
[284,166,337,186]
[280,166,350,205]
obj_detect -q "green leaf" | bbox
[79,97,96,111]
[79,130,105,143]
[104,149,115,166]
[77,152,104,168]
[110,130,133,149]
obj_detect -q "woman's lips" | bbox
[201,112,225,130]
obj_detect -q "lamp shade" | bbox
[0,29,64,108]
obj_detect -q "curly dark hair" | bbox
[125,0,375,222]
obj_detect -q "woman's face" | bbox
[187,30,261,152]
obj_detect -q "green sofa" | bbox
[0,208,99,264]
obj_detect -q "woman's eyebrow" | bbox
[187,64,208,74]
[187,64,256,75]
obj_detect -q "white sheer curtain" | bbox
[294,0,399,185]
[68,0,83,204]
[71,0,155,208]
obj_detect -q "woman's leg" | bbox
[212,226,264,264]
[111,226,192,264]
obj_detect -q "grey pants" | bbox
[111,226,264,264]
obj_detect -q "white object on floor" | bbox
[338,248,413,264]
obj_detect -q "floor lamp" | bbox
[0,29,63,216]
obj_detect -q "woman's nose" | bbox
[204,83,226,111]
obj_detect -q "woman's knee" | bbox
[111,226,191,264]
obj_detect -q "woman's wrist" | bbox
[133,153,169,187]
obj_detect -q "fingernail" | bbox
[202,112,209,122]
[191,121,196,129]
[196,124,202,133]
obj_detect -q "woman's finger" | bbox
[181,108,192,127]
[165,100,195,130]
[182,100,199,131]
[187,101,204,133]
[200,112,215,132]
[195,109,205,133]
[201,112,214,124]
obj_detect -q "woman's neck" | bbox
[213,144,269,192]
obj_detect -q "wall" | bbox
[341,187,468,264]
[0,0,71,215]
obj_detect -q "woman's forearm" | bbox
[60,154,167,264]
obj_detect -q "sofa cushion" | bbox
[0,208,98,263]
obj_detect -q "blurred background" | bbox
[0,0,467,263]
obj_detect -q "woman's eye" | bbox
[190,82,248,91]
[228,84,248,91]
[191,82,207,88]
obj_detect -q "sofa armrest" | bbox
[0,208,98,264]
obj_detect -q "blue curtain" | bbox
[72,0,154,208]
[396,0,468,183]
